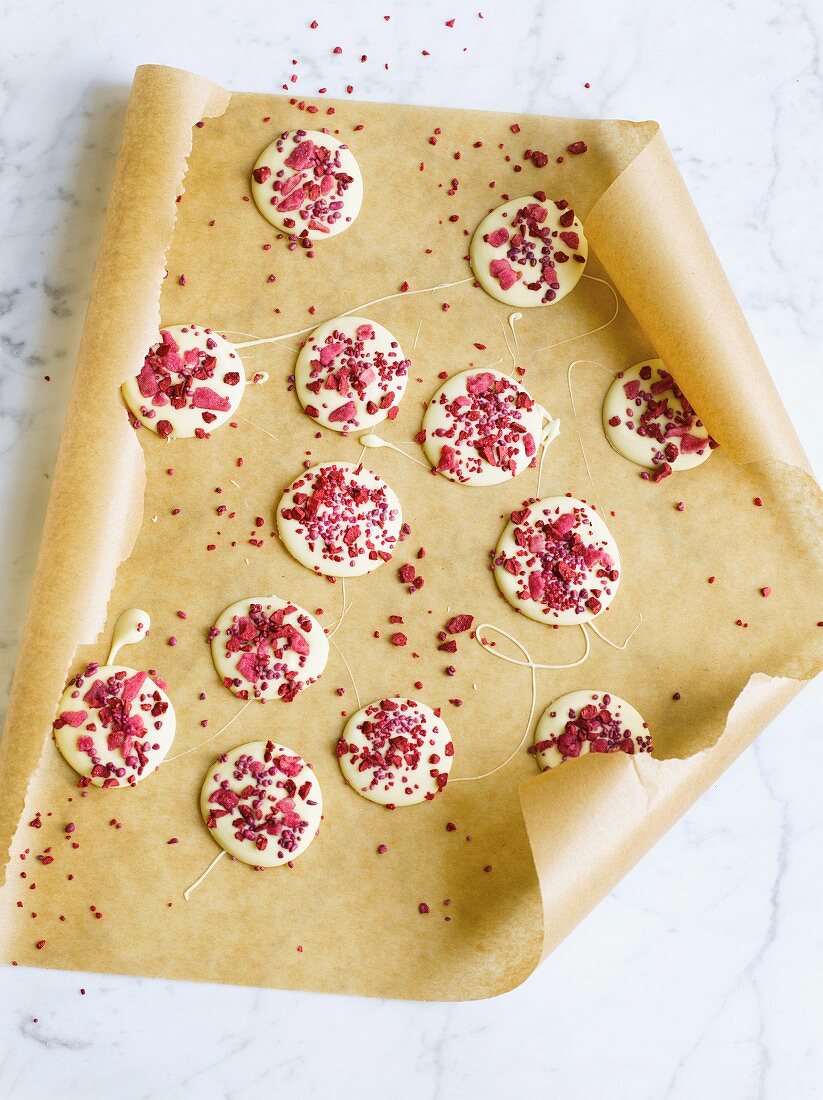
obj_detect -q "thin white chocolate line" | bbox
[330,636,362,709]
[451,623,591,784]
[566,358,616,517]
[502,311,523,376]
[413,320,423,351]
[236,414,279,443]
[588,614,643,651]
[183,849,226,901]
[472,621,591,671]
[233,277,474,350]
[500,316,516,375]
[536,408,561,497]
[532,275,619,355]
[326,578,352,641]
[164,698,252,765]
[358,431,431,470]
[219,328,268,342]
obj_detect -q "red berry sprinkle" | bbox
[446,614,473,634]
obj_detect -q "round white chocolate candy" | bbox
[602,359,714,478]
[251,130,363,240]
[122,324,245,440]
[295,315,410,432]
[53,664,175,787]
[211,596,329,702]
[532,690,652,770]
[422,367,550,486]
[277,461,402,577]
[200,740,322,867]
[470,197,588,308]
[494,496,620,625]
[337,697,453,807]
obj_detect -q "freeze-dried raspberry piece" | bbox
[199,740,322,867]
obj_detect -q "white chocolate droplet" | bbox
[422,367,547,486]
[107,608,151,664]
[294,315,410,433]
[602,359,714,473]
[210,596,329,702]
[53,663,175,788]
[276,461,402,578]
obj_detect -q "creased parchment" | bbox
[0,66,819,1001]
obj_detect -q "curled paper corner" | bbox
[587,126,810,474]
[517,671,812,974]
[0,67,232,894]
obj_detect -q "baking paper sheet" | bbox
[0,66,819,1000]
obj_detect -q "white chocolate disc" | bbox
[337,697,453,807]
[533,689,652,770]
[602,359,714,475]
[200,740,322,867]
[470,197,588,308]
[122,325,245,439]
[277,461,402,577]
[210,596,328,702]
[494,496,620,625]
[53,664,175,787]
[422,367,549,485]
[295,315,409,432]
[251,130,363,240]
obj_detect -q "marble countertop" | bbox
[1,0,821,1096]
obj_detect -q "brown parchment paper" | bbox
[0,65,820,1001]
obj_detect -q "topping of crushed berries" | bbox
[278,462,401,575]
[205,741,317,859]
[337,698,452,805]
[297,318,409,430]
[532,692,652,769]
[216,601,323,701]
[495,499,619,620]
[53,665,171,787]
[424,368,542,483]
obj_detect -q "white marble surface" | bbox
[1,0,821,1096]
